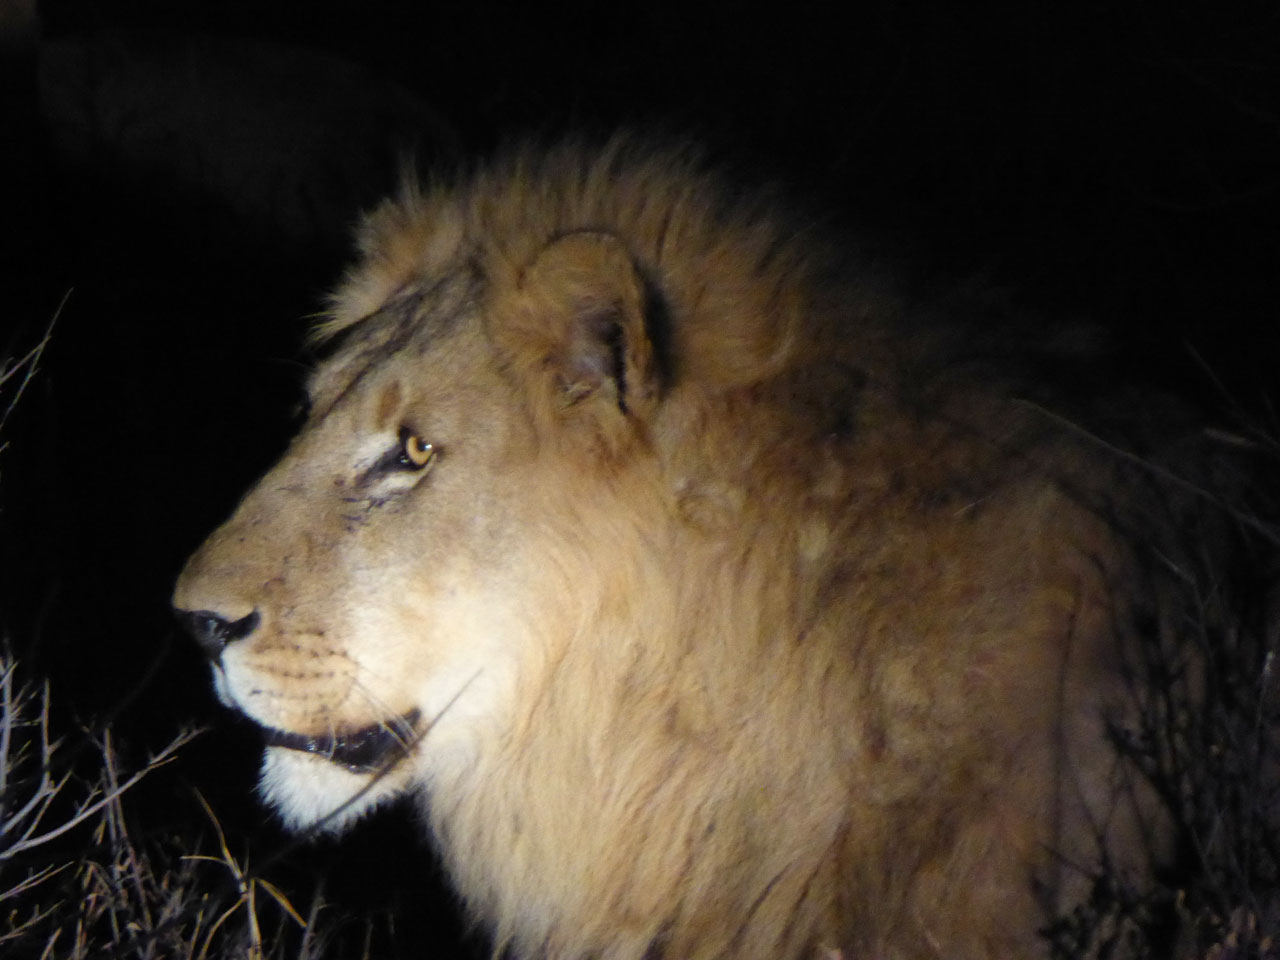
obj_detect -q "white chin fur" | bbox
[258,746,413,834]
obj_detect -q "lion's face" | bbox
[173,227,668,832]
[177,319,525,833]
[175,328,520,830]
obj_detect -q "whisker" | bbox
[285,670,485,846]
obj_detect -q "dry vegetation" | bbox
[1045,413,1280,958]
[0,652,335,959]
[0,328,342,959]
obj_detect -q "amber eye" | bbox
[397,428,436,470]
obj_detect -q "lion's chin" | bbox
[258,745,415,834]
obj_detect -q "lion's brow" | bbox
[307,266,483,418]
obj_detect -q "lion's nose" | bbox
[177,609,261,659]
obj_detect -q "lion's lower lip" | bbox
[262,710,421,773]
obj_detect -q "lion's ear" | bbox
[503,231,664,435]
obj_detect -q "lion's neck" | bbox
[424,530,852,960]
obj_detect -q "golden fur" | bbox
[173,138,1209,958]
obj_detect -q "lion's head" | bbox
[175,139,1197,958]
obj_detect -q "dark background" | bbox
[2,1,1278,955]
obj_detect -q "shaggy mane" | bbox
[316,138,825,375]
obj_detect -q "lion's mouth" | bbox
[261,710,421,774]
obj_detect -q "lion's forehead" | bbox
[309,260,486,416]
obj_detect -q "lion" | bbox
[173,137,1217,959]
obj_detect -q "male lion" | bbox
[174,138,1215,958]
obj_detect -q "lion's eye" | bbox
[396,428,436,471]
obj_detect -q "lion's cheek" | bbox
[405,611,532,765]
[258,745,415,834]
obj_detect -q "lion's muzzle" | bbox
[174,602,423,774]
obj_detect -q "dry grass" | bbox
[0,295,61,449]
[1,323,368,959]
[0,653,334,959]
[1043,420,1280,959]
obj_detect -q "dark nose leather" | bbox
[176,609,260,659]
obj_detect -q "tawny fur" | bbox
[174,138,1213,959]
